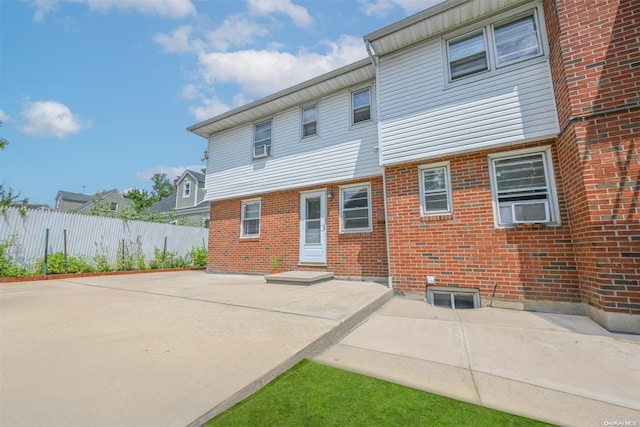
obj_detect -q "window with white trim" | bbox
[419,163,452,215]
[351,87,371,124]
[301,104,318,138]
[428,287,480,309]
[447,10,542,82]
[183,181,191,198]
[241,200,261,237]
[489,148,558,226]
[340,184,371,232]
[109,202,118,212]
[253,120,272,159]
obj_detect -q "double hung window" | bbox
[490,148,558,226]
[351,88,371,124]
[254,120,272,158]
[340,184,371,232]
[241,200,261,237]
[301,104,318,138]
[419,163,452,214]
[183,181,191,198]
[447,10,542,82]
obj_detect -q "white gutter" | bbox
[366,40,393,291]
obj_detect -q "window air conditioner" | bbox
[254,145,270,159]
[512,200,550,223]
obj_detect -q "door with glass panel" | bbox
[299,191,327,264]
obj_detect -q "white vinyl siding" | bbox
[204,82,381,201]
[488,147,559,227]
[340,184,371,233]
[241,199,261,237]
[419,162,452,214]
[378,2,558,166]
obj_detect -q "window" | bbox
[428,287,480,309]
[489,148,558,226]
[419,163,452,214]
[109,202,118,212]
[301,104,318,138]
[241,200,261,237]
[447,11,542,81]
[351,88,371,124]
[254,120,272,159]
[448,30,488,80]
[340,184,371,232]
[183,181,191,198]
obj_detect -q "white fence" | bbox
[0,208,209,269]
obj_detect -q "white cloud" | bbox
[31,0,196,22]
[197,35,367,96]
[205,14,269,51]
[153,25,198,53]
[135,165,201,182]
[359,0,441,17]
[0,110,9,123]
[19,100,91,138]
[248,0,312,28]
[180,84,201,100]
[188,97,232,121]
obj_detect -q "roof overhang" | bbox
[187,58,375,139]
[364,0,530,57]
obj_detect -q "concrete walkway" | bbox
[314,297,640,427]
[0,271,391,427]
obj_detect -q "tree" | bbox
[0,122,27,212]
[0,120,7,150]
[124,188,155,213]
[151,173,173,200]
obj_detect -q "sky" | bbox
[0,0,440,206]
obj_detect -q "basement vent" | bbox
[427,287,480,309]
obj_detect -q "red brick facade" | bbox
[385,141,581,303]
[546,0,640,316]
[207,177,388,279]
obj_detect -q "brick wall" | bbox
[207,177,388,278]
[547,0,640,315]
[385,141,581,302]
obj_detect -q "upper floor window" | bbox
[254,119,272,159]
[419,163,452,215]
[241,199,261,237]
[351,88,371,124]
[301,104,318,138]
[109,202,118,212]
[489,147,559,226]
[340,184,371,233]
[183,181,191,198]
[447,10,542,82]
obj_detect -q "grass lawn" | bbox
[206,360,552,427]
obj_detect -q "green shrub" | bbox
[34,252,94,275]
[189,246,207,267]
[0,234,33,277]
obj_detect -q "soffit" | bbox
[364,0,529,56]
[188,58,375,139]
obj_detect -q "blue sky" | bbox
[1,0,438,206]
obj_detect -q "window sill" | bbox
[239,236,260,241]
[420,213,453,222]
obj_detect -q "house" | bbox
[54,189,132,214]
[188,0,639,333]
[150,169,210,227]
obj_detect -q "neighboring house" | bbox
[189,0,639,333]
[150,170,209,227]
[54,189,131,214]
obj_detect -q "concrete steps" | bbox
[264,271,334,285]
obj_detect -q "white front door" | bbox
[299,191,327,264]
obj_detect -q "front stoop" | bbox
[264,271,334,285]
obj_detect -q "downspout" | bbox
[366,40,393,291]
